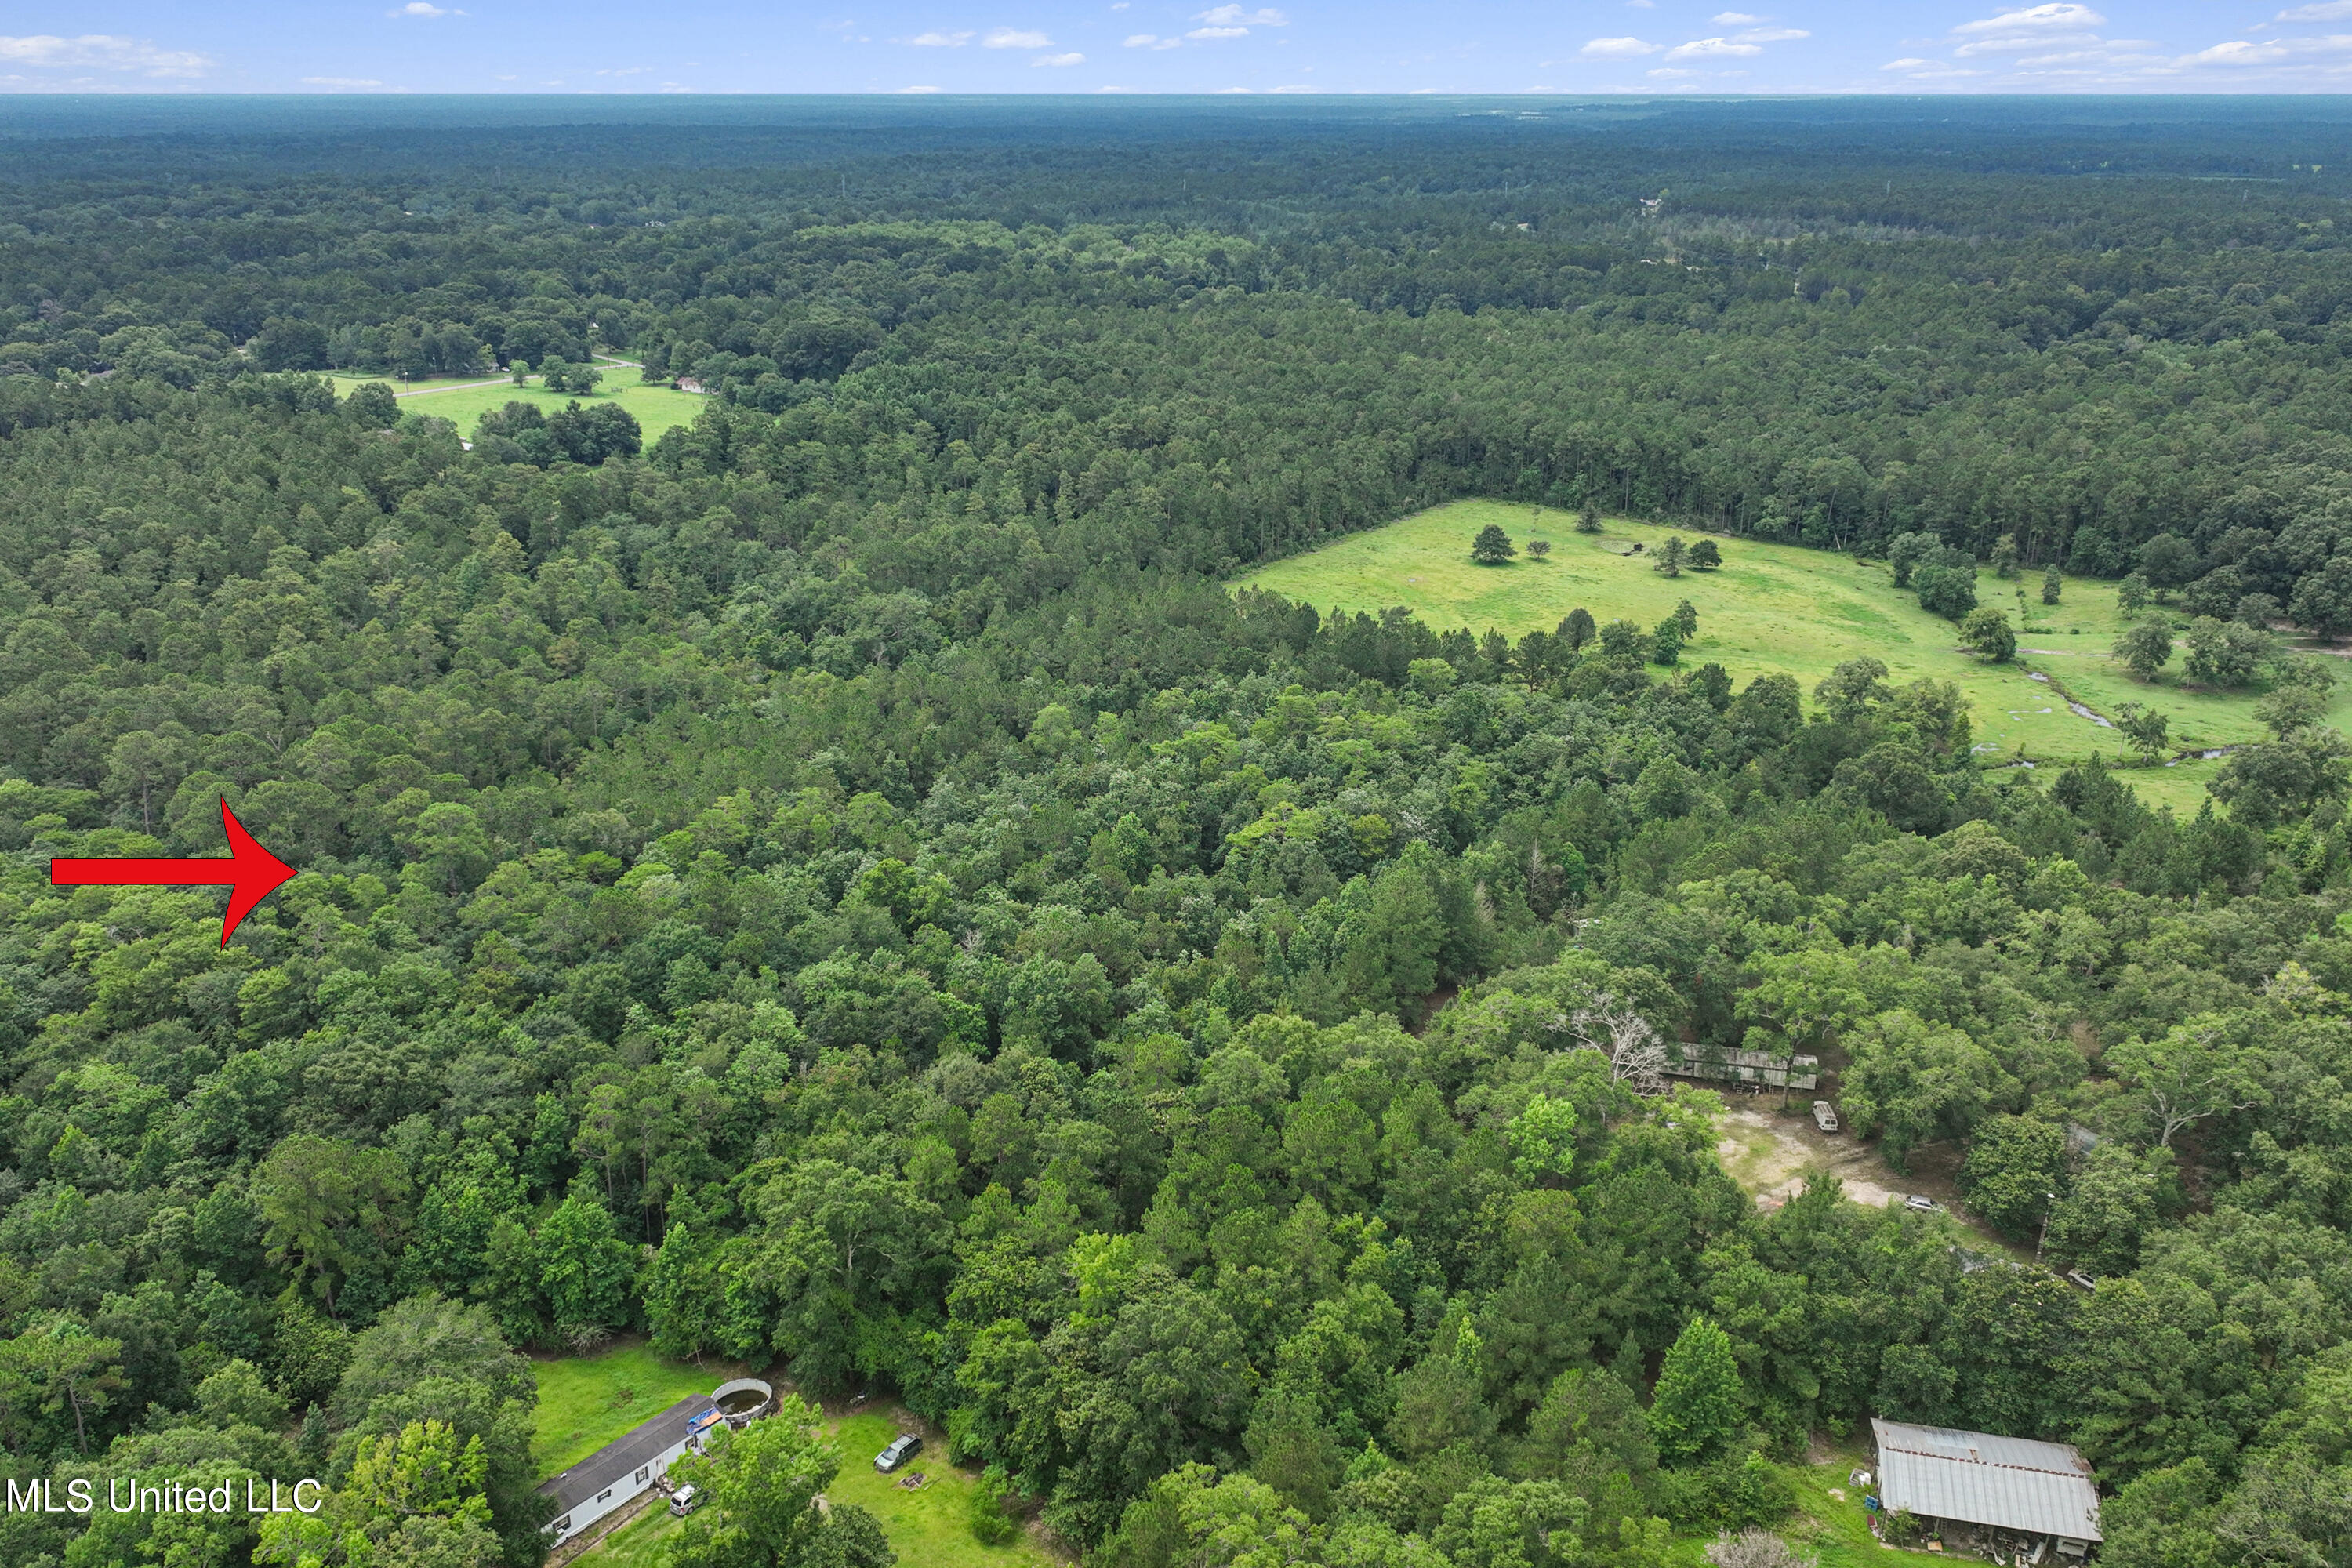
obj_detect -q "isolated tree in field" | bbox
[2182,615,2273,687]
[1649,1316,1743,1463]
[1656,536,1687,577]
[538,354,572,392]
[2112,702,2169,765]
[2118,572,2152,618]
[2114,619,2175,681]
[1560,607,1596,651]
[1573,509,1601,533]
[2043,562,2063,604]
[1526,538,1552,559]
[1472,524,1516,564]
[1961,607,2016,662]
[1690,538,1722,569]
[508,358,530,386]
[1672,600,1698,639]
[1991,533,2021,579]
[1912,554,1978,619]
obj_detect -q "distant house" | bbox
[539,1377,774,1549]
[1871,1418,2101,1557]
[675,376,708,394]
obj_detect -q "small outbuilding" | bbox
[1871,1417,2101,1558]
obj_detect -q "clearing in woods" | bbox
[573,1405,1060,1568]
[1239,498,2345,806]
[329,368,709,443]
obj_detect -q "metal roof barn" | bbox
[1871,1418,2102,1546]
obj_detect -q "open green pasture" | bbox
[328,370,710,443]
[573,1406,1055,1568]
[532,1341,746,1477]
[1240,499,2350,771]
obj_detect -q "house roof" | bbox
[539,1393,715,1515]
[1871,1419,2102,1542]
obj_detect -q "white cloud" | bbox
[1711,10,1762,21]
[909,30,974,45]
[1094,83,1136,91]
[1954,3,2104,34]
[1197,5,1288,23]
[1881,57,1932,68]
[1581,35,1658,56]
[303,76,383,86]
[1269,82,1318,91]
[896,83,942,92]
[0,34,212,75]
[1951,3,2107,55]
[1189,26,1249,38]
[1126,32,1183,48]
[1664,36,1763,58]
[1034,50,1085,64]
[1734,27,1808,42]
[388,2,462,15]
[982,28,1052,48]
[1649,67,1696,77]
[2277,0,2352,16]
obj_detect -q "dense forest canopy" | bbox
[0,96,2350,1568]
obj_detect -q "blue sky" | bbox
[6,2,2352,95]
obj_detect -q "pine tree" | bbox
[1647,1315,1744,1462]
[2042,562,2063,605]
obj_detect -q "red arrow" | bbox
[49,798,296,946]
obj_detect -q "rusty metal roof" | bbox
[1871,1418,2102,1542]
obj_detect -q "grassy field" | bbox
[328,364,710,444]
[575,1408,1055,1568]
[1769,1446,1951,1568]
[532,1343,743,1477]
[1240,499,2349,773]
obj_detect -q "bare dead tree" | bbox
[1566,992,1670,1096]
[1708,1530,1818,1568]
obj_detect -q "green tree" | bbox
[1840,1010,2008,1171]
[2180,615,2272,687]
[2107,1018,2262,1149]
[1648,1316,1744,1465]
[1991,533,2020,579]
[1690,539,1722,570]
[2113,702,2170,765]
[1651,616,1685,666]
[2118,572,2153,618]
[1960,607,2016,662]
[257,1135,409,1319]
[2042,563,2063,604]
[536,1195,636,1345]
[1573,510,1602,534]
[1957,1116,2066,1240]
[1560,608,1596,651]
[1657,537,1687,578]
[2114,619,2175,681]
[1525,539,1552,560]
[1472,525,1517,565]
[666,1396,847,1568]
[507,358,529,387]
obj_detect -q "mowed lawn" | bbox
[575,1409,1058,1568]
[328,369,710,443]
[1240,499,2349,770]
[532,1342,745,1478]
